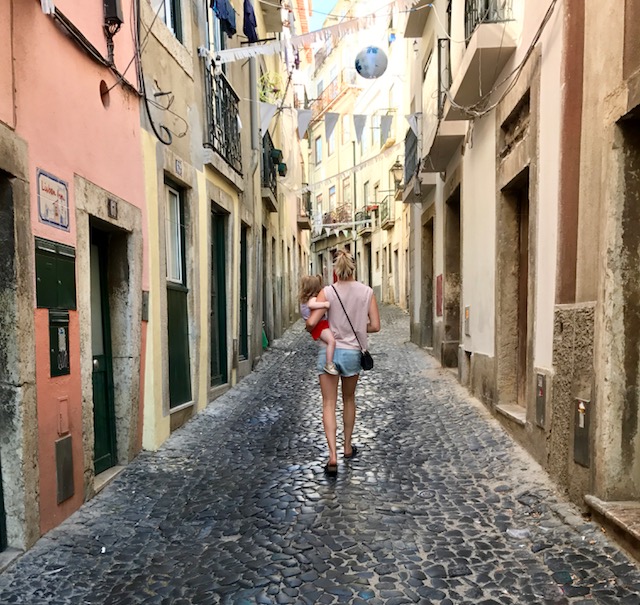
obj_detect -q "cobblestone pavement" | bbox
[2,306,640,605]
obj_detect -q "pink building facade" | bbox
[0,0,147,552]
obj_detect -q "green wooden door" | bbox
[90,232,117,475]
[167,284,192,406]
[210,212,227,386]
[0,452,7,552]
[239,226,248,360]
[166,186,192,408]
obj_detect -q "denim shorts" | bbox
[316,347,361,377]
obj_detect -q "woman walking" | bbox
[306,250,380,476]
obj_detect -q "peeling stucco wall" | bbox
[549,303,594,505]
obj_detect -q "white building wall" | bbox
[532,1,563,370]
[461,111,496,356]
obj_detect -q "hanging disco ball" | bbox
[354,46,388,80]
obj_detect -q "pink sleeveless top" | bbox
[323,281,373,351]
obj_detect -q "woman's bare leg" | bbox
[320,373,340,465]
[341,374,359,456]
[319,329,336,364]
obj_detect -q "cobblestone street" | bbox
[1,306,640,605]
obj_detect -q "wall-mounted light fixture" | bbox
[390,157,404,190]
[103,0,123,64]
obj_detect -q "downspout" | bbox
[249,57,260,174]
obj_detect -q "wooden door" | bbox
[210,212,227,386]
[239,226,248,360]
[517,194,530,406]
[166,186,192,407]
[90,230,117,474]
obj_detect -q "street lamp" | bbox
[390,158,404,191]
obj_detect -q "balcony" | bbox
[311,70,361,121]
[404,0,431,38]
[258,0,283,33]
[380,196,395,230]
[297,192,312,229]
[445,0,516,121]
[261,131,278,212]
[204,66,242,174]
[355,207,372,235]
[402,128,438,203]
[422,47,466,172]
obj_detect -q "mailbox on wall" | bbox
[49,310,70,377]
[35,237,76,310]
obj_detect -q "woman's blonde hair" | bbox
[299,274,324,303]
[333,249,355,280]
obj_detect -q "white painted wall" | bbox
[533,1,563,370]
[461,111,497,356]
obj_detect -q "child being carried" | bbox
[299,274,338,375]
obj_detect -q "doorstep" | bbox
[94,465,125,494]
[496,403,526,426]
[585,495,640,559]
[0,548,22,573]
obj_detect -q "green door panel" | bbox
[167,284,192,407]
[90,233,117,475]
[210,213,227,386]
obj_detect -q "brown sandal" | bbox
[324,462,338,477]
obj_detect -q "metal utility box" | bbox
[35,237,77,310]
[535,373,546,428]
[55,435,74,504]
[49,310,70,377]
[574,398,590,467]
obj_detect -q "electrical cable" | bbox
[135,0,172,145]
[104,0,165,95]
[444,0,557,119]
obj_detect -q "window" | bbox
[376,250,380,270]
[342,114,351,144]
[316,193,323,214]
[342,178,351,207]
[166,185,185,284]
[363,181,370,206]
[327,129,335,156]
[317,80,324,97]
[329,186,336,210]
[152,0,183,42]
[315,136,322,165]
[372,115,381,147]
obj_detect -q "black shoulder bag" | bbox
[331,285,374,371]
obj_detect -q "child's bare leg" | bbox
[319,329,336,364]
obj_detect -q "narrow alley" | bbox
[1,306,639,604]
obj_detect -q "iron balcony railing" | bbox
[404,128,418,186]
[311,70,360,120]
[465,0,513,41]
[380,195,392,226]
[204,65,242,174]
[261,131,277,199]
[355,207,372,232]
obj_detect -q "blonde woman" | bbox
[306,250,380,477]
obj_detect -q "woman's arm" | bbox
[367,294,381,333]
[306,289,328,331]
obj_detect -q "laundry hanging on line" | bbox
[211,0,237,37]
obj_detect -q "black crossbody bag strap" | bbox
[331,285,365,352]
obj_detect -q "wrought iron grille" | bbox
[261,131,277,199]
[380,196,391,225]
[204,65,242,174]
[465,0,513,41]
[404,128,418,186]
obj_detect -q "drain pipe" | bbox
[249,57,260,174]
